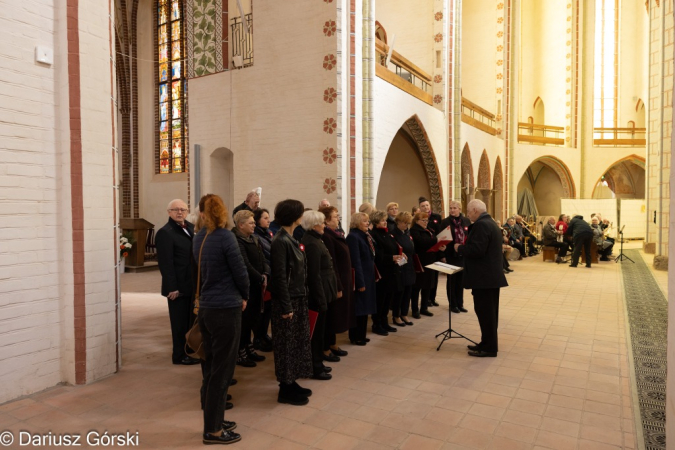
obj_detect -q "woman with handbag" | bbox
[193,194,250,445]
[270,199,314,406]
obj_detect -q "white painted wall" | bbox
[619,0,648,127]
[374,0,435,76]
[372,77,447,210]
[462,0,498,113]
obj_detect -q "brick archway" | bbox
[403,116,445,215]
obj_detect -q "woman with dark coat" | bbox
[410,211,445,318]
[193,194,249,445]
[232,210,270,367]
[439,200,471,314]
[346,212,377,345]
[370,210,403,334]
[301,210,338,380]
[319,206,352,361]
[393,211,416,326]
[270,199,313,406]
[253,208,274,352]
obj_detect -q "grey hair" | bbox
[245,190,259,202]
[467,199,487,213]
[167,198,186,209]
[302,210,326,230]
[234,210,254,226]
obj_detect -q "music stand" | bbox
[614,225,634,263]
[426,263,478,351]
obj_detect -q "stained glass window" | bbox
[157,0,187,174]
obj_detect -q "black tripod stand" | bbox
[614,228,634,263]
[435,272,477,351]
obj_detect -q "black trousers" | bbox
[167,295,192,362]
[254,299,272,340]
[502,253,510,269]
[429,271,439,302]
[323,310,336,351]
[549,241,570,258]
[510,240,526,258]
[199,306,241,434]
[472,288,500,353]
[571,233,593,266]
[240,290,262,349]
[374,285,394,327]
[393,285,412,317]
[410,286,430,314]
[446,271,464,309]
[349,315,368,342]
[311,311,326,374]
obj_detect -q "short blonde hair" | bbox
[358,202,375,215]
[302,210,326,230]
[395,211,412,225]
[370,210,388,227]
[449,200,461,209]
[349,212,369,230]
[233,210,254,226]
[386,202,399,212]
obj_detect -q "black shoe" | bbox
[600,257,610,261]
[173,356,200,365]
[420,310,434,317]
[468,350,497,357]
[350,340,367,346]
[253,337,273,352]
[313,371,332,380]
[383,324,397,332]
[225,402,233,410]
[372,326,389,336]
[227,394,232,401]
[402,319,413,326]
[569,264,577,267]
[236,349,257,367]
[392,318,406,327]
[278,383,309,405]
[430,300,440,306]
[412,312,421,319]
[291,381,312,397]
[203,430,241,445]
[222,421,237,432]
[586,264,591,268]
[322,366,332,373]
[323,352,340,362]
[365,338,371,342]
[229,379,237,386]
[467,344,480,351]
[330,347,348,357]
[246,344,266,362]
[450,307,461,313]
[505,268,514,273]
[459,307,468,313]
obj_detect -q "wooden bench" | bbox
[542,246,557,262]
[580,242,599,264]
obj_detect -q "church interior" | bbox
[1,0,674,448]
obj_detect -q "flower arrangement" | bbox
[120,233,133,259]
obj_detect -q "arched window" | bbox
[375,21,387,44]
[157,0,188,174]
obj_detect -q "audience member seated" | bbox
[591,218,614,261]
[515,215,537,256]
[495,220,513,273]
[503,218,526,259]
[542,216,570,263]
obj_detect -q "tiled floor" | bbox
[0,249,645,449]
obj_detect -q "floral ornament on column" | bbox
[433,75,443,83]
[323,54,337,70]
[496,87,503,94]
[497,2,504,9]
[433,95,443,104]
[323,178,337,194]
[434,33,443,43]
[496,114,503,121]
[496,73,503,80]
[323,118,337,134]
[497,17,504,23]
[323,147,337,164]
[434,11,443,21]
[323,20,337,37]
[323,87,337,103]
[497,31,504,38]
[496,128,503,134]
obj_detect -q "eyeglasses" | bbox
[169,208,188,213]
[419,219,429,223]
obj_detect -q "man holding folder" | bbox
[454,200,508,358]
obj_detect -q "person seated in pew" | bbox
[591,217,614,261]
[503,218,526,259]
[542,216,570,263]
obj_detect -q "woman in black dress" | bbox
[346,212,377,345]
[392,211,416,326]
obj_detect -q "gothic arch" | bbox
[375,21,387,43]
[493,156,504,221]
[493,156,504,190]
[403,116,445,215]
[591,155,646,198]
[477,150,491,190]
[524,156,576,198]
[460,144,475,190]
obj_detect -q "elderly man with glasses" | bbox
[156,198,200,365]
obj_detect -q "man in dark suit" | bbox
[455,199,508,357]
[419,197,443,307]
[232,190,260,217]
[156,198,200,365]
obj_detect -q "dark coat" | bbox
[393,227,416,287]
[156,218,195,297]
[427,212,443,234]
[346,228,377,316]
[566,215,593,238]
[410,223,439,289]
[270,228,307,315]
[370,226,402,293]
[322,227,354,332]
[457,212,508,290]
[254,226,273,264]
[386,216,397,233]
[231,201,252,217]
[302,230,338,313]
[233,228,270,304]
[440,214,471,267]
[542,223,559,246]
[192,227,250,309]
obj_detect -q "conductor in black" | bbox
[454,199,508,358]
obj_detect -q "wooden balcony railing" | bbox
[461,97,497,135]
[593,128,646,146]
[375,38,433,105]
[518,122,565,146]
